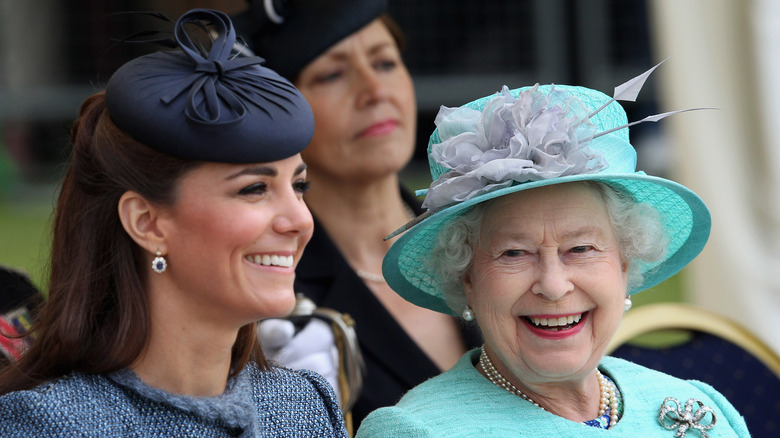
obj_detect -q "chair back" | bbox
[608,303,780,437]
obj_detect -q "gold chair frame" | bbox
[607,302,780,378]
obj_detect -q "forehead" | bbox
[480,183,613,239]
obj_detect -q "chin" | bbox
[259,290,299,319]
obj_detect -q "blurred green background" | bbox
[0,144,57,292]
[0,199,52,291]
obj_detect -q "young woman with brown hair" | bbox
[0,9,347,437]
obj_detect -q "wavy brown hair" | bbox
[0,92,265,395]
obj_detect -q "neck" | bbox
[304,171,413,274]
[132,282,238,397]
[477,346,607,423]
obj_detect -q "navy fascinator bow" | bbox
[162,9,289,126]
[106,8,314,163]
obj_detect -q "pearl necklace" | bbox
[478,346,619,429]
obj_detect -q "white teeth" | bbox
[247,254,293,267]
[529,314,582,327]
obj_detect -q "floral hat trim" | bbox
[421,84,608,212]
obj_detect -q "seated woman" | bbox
[357,69,750,436]
[0,9,347,437]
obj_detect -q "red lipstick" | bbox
[521,312,588,340]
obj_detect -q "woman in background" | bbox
[0,9,346,437]
[235,0,480,427]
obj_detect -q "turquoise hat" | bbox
[382,72,711,316]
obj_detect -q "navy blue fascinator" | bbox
[106,9,314,163]
[232,0,386,79]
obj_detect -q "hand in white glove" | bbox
[258,318,341,403]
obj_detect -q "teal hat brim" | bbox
[383,172,711,316]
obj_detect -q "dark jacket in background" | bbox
[294,188,482,428]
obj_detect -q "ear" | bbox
[118,190,167,255]
[620,259,630,287]
[461,269,474,303]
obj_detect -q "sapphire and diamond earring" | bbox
[152,251,167,274]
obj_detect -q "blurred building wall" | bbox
[650,0,780,354]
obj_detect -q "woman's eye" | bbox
[294,180,311,194]
[503,249,526,258]
[314,70,342,84]
[375,59,397,72]
[570,245,592,254]
[238,182,267,196]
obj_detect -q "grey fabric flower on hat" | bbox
[422,85,608,212]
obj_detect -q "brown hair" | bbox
[0,92,265,394]
[380,14,406,53]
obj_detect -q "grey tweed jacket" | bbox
[0,362,347,437]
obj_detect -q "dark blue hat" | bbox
[232,0,387,79]
[106,9,314,163]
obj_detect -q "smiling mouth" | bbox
[245,254,293,267]
[525,313,584,332]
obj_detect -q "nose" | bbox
[273,193,313,236]
[354,62,389,108]
[530,250,574,300]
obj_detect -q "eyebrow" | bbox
[326,41,395,62]
[367,41,395,56]
[226,166,276,180]
[492,225,605,242]
[225,163,307,180]
[560,226,606,240]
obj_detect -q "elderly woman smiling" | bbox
[357,68,750,436]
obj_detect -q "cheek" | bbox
[591,286,628,335]
[468,265,520,310]
[310,106,337,136]
[179,202,229,233]
[178,207,269,251]
[395,77,417,121]
[302,114,345,164]
[304,92,345,137]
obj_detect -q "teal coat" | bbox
[357,349,749,437]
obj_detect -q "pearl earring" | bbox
[152,251,167,274]
[624,295,633,312]
[462,306,475,321]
